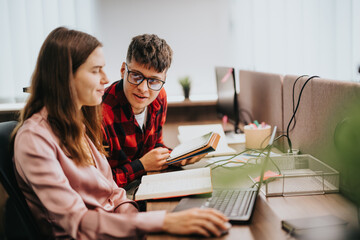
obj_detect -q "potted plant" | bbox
[178,76,191,99]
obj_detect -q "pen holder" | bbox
[244,125,272,149]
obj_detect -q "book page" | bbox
[169,132,212,160]
[137,178,211,197]
[141,167,211,183]
[135,168,212,200]
[178,124,236,156]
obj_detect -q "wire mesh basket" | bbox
[249,154,339,197]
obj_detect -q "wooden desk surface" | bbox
[146,193,357,240]
[146,122,359,239]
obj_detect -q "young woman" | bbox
[11,27,229,239]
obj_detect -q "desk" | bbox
[146,122,359,239]
[147,192,357,240]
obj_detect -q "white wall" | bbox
[93,0,235,100]
[1,0,360,103]
[93,0,360,100]
[0,0,97,103]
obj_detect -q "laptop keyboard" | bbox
[202,189,255,217]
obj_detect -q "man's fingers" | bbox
[156,147,172,154]
[160,163,169,170]
[186,155,203,164]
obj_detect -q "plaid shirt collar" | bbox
[113,79,162,122]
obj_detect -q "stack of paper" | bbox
[177,124,236,157]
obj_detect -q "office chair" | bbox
[0,121,42,240]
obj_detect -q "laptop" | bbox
[173,126,277,223]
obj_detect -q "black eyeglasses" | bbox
[125,63,165,91]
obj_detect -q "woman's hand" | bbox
[162,208,230,237]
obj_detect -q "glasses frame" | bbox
[125,63,166,91]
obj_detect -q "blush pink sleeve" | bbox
[14,128,165,239]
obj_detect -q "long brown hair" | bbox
[12,27,106,166]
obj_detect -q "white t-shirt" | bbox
[134,107,147,131]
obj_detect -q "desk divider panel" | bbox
[283,75,360,199]
[238,70,284,146]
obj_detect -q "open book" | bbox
[134,167,212,201]
[166,132,220,165]
[177,124,236,157]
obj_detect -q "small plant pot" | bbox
[183,88,190,99]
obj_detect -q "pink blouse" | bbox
[13,108,165,239]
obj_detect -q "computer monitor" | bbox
[215,66,240,133]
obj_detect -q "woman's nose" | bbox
[101,70,109,84]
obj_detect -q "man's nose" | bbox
[137,79,149,92]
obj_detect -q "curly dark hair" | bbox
[126,34,173,72]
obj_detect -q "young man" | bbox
[102,34,201,187]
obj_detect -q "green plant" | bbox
[178,76,191,90]
[178,76,191,99]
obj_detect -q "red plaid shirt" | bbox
[102,79,169,187]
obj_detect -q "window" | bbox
[0,0,96,104]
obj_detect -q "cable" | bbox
[208,75,319,170]
[290,75,309,132]
[286,75,319,153]
[239,108,254,125]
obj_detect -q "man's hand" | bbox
[174,153,208,166]
[139,147,170,171]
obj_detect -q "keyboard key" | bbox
[207,189,254,218]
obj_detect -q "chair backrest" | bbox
[238,70,284,132]
[0,121,42,239]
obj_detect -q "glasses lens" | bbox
[126,64,164,91]
[128,72,144,84]
[148,79,164,90]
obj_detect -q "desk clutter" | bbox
[175,123,340,198]
[249,154,339,197]
[244,121,271,149]
[143,72,360,238]
[205,151,339,197]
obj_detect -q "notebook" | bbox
[281,215,348,237]
[173,126,277,223]
[177,124,236,156]
[166,132,220,165]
